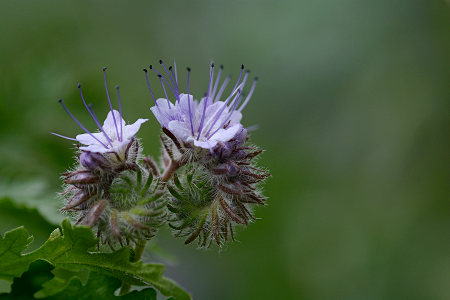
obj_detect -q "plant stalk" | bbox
[161,159,180,182]
[119,159,181,295]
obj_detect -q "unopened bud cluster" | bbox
[61,138,165,248]
[161,127,269,247]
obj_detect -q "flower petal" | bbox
[79,143,109,153]
[168,120,192,142]
[202,101,230,134]
[123,118,148,140]
[210,123,242,143]
[76,132,108,147]
[193,139,218,149]
[229,110,242,125]
[102,110,126,139]
[151,98,182,127]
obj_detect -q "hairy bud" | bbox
[60,139,165,249]
[165,128,270,248]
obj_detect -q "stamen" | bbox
[149,65,178,102]
[208,61,215,97]
[78,83,113,147]
[116,85,123,142]
[157,74,171,109]
[214,64,243,108]
[87,103,97,120]
[103,67,120,141]
[186,67,194,136]
[58,99,109,149]
[197,62,215,140]
[160,59,179,99]
[208,89,243,140]
[211,64,223,102]
[229,70,249,108]
[205,87,243,138]
[143,69,158,108]
[169,66,180,101]
[50,132,78,141]
[214,75,230,102]
[230,64,245,95]
[173,60,178,89]
[246,124,259,132]
[238,77,258,112]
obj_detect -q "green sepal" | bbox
[137,192,164,206]
[140,172,153,198]
[167,185,183,201]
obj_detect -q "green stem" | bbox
[119,160,181,295]
[132,240,147,262]
[118,240,147,295]
[161,159,180,183]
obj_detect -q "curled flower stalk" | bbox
[146,61,270,247]
[53,68,164,249]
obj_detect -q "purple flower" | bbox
[52,68,148,158]
[145,61,257,149]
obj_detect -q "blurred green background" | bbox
[0,0,449,299]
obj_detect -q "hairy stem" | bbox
[118,240,147,295]
[119,159,181,295]
[161,159,180,182]
[132,240,147,262]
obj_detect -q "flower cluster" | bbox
[54,68,163,248]
[54,62,269,249]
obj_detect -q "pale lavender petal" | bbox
[168,120,191,142]
[151,98,183,127]
[150,105,167,127]
[79,143,109,153]
[177,93,195,119]
[76,132,108,146]
[155,97,173,111]
[193,139,218,149]
[103,110,126,139]
[229,110,243,125]
[210,123,242,142]
[203,101,230,135]
[123,118,148,140]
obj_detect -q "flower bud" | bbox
[80,151,109,171]
[63,170,99,186]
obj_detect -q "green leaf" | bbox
[0,263,157,300]
[0,260,54,299]
[0,220,191,300]
[46,272,157,300]
[0,197,55,251]
[0,180,63,225]
[34,268,89,298]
